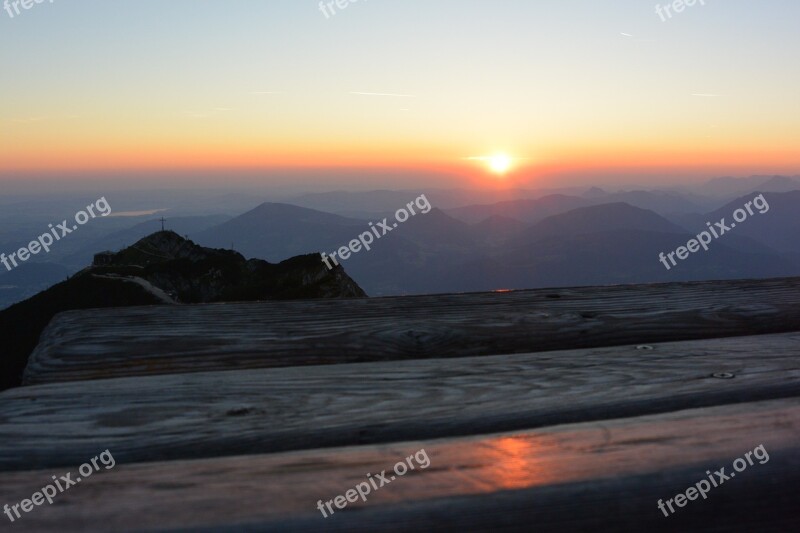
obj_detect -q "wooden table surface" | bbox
[0,398,797,532]
[23,277,800,385]
[2,277,800,532]
[3,332,800,472]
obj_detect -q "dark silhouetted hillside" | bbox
[0,262,73,310]
[0,231,365,391]
[61,215,231,268]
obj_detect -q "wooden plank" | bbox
[3,332,800,471]
[0,398,797,532]
[22,276,800,385]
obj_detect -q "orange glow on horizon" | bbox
[2,136,799,187]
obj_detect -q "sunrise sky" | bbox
[1,0,799,190]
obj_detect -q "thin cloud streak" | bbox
[350,92,416,98]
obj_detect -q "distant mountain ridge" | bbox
[447,195,592,225]
[189,193,800,296]
[706,191,800,254]
[196,203,366,262]
[447,191,707,226]
[697,175,800,198]
[522,203,686,243]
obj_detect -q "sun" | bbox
[465,152,517,176]
[488,153,512,174]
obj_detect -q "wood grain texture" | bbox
[22,276,800,385]
[0,398,797,532]
[3,332,800,471]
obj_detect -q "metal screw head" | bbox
[712,372,736,379]
[636,345,654,350]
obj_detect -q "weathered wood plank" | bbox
[0,399,797,532]
[22,276,800,385]
[3,332,800,471]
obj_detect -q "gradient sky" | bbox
[2,0,799,189]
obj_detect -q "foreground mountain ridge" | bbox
[0,231,365,390]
